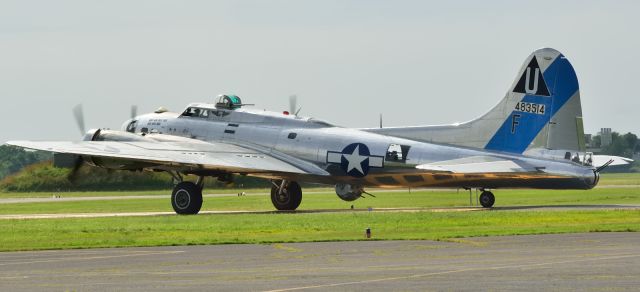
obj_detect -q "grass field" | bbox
[596,172,640,185]
[0,173,639,252]
[0,210,638,252]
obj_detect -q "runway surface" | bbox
[1,232,638,291]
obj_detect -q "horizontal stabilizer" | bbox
[590,155,633,167]
[416,156,539,174]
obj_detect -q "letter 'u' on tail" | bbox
[366,48,584,156]
[483,48,584,154]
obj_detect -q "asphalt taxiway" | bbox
[1,232,638,291]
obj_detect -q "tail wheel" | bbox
[271,181,302,210]
[479,191,495,208]
[171,181,203,215]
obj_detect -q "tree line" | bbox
[591,132,639,159]
[0,145,51,180]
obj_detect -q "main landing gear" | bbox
[479,190,495,208]
[167,173,303,214]
[270,180,302,211]
[170,175,204,215]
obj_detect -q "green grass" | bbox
[1,187,639,215]
[1,174,639,252]
[0,210,637,252]
[598,173,640,185]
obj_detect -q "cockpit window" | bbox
[181,107,209,118]
[182,107,196,117]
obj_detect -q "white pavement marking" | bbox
[0,251,183,266]
[0,185,631,205]
[263,253,640,292]
[0,188,460,204]
[0,210,264,219]
[2,205,640,220]
[0,193,266,204]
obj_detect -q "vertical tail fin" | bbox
[367,48,585,156]
[484,48,583,154]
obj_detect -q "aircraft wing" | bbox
[415,156,541,174]
[590,155,633,167]
[6,140,329,176]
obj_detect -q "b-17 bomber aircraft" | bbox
[7,48,614,214]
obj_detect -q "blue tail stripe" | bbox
[484,55,579,153]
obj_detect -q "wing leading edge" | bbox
[6,140,329,177]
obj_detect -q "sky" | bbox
[1,0,639,143]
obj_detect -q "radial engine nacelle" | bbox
[58,129,154,170]
[83,129,148,142]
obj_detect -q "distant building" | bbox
[599,128,612,147]
[584,134,593,148]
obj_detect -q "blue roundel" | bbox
[339,143,371,178]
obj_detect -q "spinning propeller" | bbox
[67,104,138,183]
[289,95,302,116]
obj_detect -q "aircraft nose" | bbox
[582,169,600,189]
[121,119,133,131]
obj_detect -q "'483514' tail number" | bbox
[514,102,545,115]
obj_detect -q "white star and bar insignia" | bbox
[327,143,384,177]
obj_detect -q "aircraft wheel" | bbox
[479,191,495,208]
[271,181,302,210]
[171,182,203,215]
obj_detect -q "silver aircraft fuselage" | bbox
[6,48,602,213]
[123,103,598,190]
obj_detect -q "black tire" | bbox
[171,182,203,215]
[271,181,302,210]
[479,191,495,208]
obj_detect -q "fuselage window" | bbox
[199,109,209,118]
[288,133,297,139]
[211,110,231,118]
[386,144,411,163]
